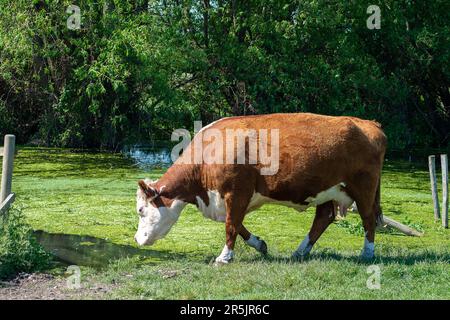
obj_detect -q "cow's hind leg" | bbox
[355,199,377,260]
[348,174,380,260]
[292,201,335,260]
[239,225,268,255]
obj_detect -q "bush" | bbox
[0,1,448,149]
[0,206,50,280]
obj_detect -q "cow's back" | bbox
[208,112,386,168]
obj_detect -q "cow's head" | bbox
[135,179,185,246]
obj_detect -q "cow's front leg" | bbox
[215,194,249,265]
[239,225,268,255]
[215,220,239,265]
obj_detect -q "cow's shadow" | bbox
[244,251,450,266]
[33,230,186,269]
[34,230,449,268]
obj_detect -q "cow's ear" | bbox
[138,179,156,198]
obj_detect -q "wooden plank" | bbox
[441,154,448,228]
[1,135,15,203]
[341,204,423,237]
[382,215,423,237]
[428,155,440,221]
[0,193,15,215]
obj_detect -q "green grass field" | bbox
[8,147,450,299]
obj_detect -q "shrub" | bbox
[0,206,50,280]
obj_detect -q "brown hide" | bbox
[149,113,386,211]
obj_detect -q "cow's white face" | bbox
[134,180,185,246]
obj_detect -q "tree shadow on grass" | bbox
[33,230,186,269]
[14,148,139,179]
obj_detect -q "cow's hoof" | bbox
[213,258,232,267]
[258,240,268,255]
[214,254,233,266]
[291,251,308,262]
[359,252,375,261]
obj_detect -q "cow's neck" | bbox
[156,164,205,206]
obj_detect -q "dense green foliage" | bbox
[1,0,449,149]
[0,207,50,280]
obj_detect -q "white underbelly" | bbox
[247,182,353,213]
[197,183,353,221]
[305,183,353,207]
[246,193,308,212]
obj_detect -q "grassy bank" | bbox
[5,147,450,299]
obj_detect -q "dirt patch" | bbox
[0,272,116,300]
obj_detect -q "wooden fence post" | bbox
[1,134,15,203]
[428,155,440,221]
[441,154,448,228]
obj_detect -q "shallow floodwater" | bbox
[122,145,172,170]
[33,230,187,268]
[33,231,148,268]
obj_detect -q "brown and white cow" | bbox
[135,113,387,263]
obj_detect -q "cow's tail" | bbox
[375,176,385,227]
